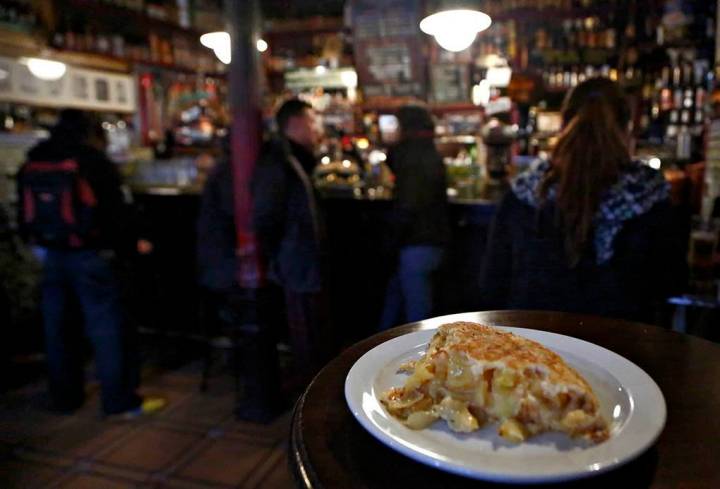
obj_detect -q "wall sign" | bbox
[430,63,469,103]
[0,56,136,113]
[350,0,427,103]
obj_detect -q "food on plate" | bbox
[380,322,608,443]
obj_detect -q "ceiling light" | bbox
[22,58,67,81]
[648,157,662,170]
[486,66,512,87]
[472,80,491,106]
[256,39,268,53]
[200,31,231,64]
[419,9,492,52]
[340,70,358,88]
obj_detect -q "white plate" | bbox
[344,326,666,484]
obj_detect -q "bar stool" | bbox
[200,287,286,423]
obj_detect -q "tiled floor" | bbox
[0,362,295,489]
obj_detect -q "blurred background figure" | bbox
[379,105,450,330]
[480,78,687,323]
[17,109,164,417]
[252,99,333,388]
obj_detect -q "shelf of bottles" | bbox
[473,0,717,164]
[0,0,36,33]
[47,0,225,74]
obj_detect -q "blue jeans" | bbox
[41,249,140,415]
[379,245,444,330]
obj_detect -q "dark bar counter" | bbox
[129,183,506,341]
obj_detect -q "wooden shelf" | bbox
[491,5,611,23]
[63,0,206,40]
[48,47,226,76]
[0,27,42,56]
[51,49,130,72]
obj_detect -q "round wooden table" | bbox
[289,311,720,489]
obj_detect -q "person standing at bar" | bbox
[252,99,330,384]
[379,105,450,330]
[17,109,164,417]
[480,78,687,323]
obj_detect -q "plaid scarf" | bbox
[511,159,670,264]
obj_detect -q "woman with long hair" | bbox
[379,105,450,329]
[480,78,686,323]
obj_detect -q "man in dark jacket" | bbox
[252,99,330,381]
[18,109,163,417]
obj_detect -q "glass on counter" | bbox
[688,216,720,295]
[445,148,485,200]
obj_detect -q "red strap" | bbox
[61,190,76,224]
[25,159,79,173]
[23,188,35,222]
[77,178,98,206]
[69,234,83,248]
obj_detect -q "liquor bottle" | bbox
[666,110,679,139]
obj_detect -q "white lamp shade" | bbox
[420,9,492,52]
[472,79,491,106]
[200,31,231,64]
[486,66,512,87]
[24,58,67,81]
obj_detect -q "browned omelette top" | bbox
[430,322,592,393]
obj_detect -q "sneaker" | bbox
[108,396,167,420]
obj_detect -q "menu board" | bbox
[350,0,427,102]
[430,63,469,103]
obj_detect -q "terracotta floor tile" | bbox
[0,459,65,489]
[161,479,221,489]
[98,427,201,472]
[226,411,292,445]
[256,464,295,489]
[90,461,150,483]
[163,393,234,427]
[176,438,271,486]
[56,473,136,489]
[41,418,133,459]
[0,408,75,446]
[243,443,291,489]
[10,447,75,469]
[143,371,202,391]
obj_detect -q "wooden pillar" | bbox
[225,0,284,422]
[227,0,263,288]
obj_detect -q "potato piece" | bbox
[405,411,439,430]
[499,419,526,443]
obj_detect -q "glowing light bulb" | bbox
[23,58,66,81]
[419,9,492,52]
[257,39,268,52]
[200,32,231,64]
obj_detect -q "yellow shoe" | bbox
[108,396,167,420]
[139,396,167,414]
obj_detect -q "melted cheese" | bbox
[380,322,609,444]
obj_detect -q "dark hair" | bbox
[541,77,631,265]
[397,104,435,139]
[275,98,312,133]
[52,109,94,141]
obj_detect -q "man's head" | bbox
[52,109,95,143]
[276,99,321,150]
